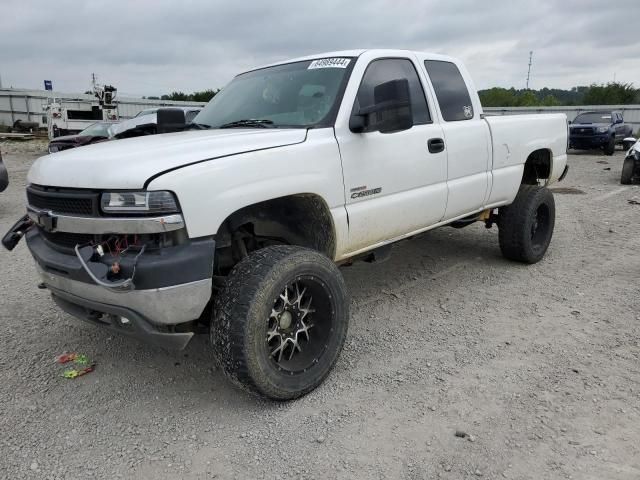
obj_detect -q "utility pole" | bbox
[526,51,533,90]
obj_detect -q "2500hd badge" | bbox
[350,186,382,199]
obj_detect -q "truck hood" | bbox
[29,128,307,189]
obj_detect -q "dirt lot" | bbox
[1,140,639,480]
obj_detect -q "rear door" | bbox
[335,56,448,253]
[422,59,491,220]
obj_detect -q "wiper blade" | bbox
[185,122,211,130]
[218,119,274,129]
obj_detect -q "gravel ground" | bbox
[1,140,639,480]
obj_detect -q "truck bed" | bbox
[484,113,568,207]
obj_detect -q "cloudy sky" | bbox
[1,0,639,96]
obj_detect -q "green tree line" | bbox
[143,82,640,107]
[144,89,220,103]
[479,82,640,107]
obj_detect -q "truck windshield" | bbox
[194,58,354,129]
[574,112,612,124]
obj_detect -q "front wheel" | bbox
[211,245,349,400]
[498,186,556,264]
[621,157,635,184]
[604,137,615,156]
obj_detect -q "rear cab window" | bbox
[424,60,474,122]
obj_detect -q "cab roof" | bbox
[245,49,457,74]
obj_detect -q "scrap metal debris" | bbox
[56,352,95,379]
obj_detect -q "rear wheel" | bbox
[621,157,634,184]
[604,137,615,156]
[498,186,556,264]
[211,245,349,400]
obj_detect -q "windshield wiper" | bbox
[185,122,211,130]
[218,119,274,129]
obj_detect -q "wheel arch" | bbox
[214,193,337,271]
[521,148,552,184]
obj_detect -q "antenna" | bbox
[526,51,533,90]
[91,73,97,88]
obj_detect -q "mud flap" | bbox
[2,215,32,251]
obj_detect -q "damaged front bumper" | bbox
[43,267,211,349]
[4,211,215,349]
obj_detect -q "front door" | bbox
[336,57,448,254]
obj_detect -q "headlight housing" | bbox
[597,126,608,133]
[100,191,179,214]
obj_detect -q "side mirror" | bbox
[156,108,186,134]
[568,120,572,125]
[615,117,623,124]
[350,78,413,134]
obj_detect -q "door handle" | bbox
[428,138,445,153]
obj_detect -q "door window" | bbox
[354,58,431,131]
[424,60,474,122]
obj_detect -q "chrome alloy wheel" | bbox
[267,281,315,363]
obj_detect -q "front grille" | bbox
[571,127,594,136]
[27,186,97,216]
[40,229,96,251]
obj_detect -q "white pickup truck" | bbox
[3,49,568,399]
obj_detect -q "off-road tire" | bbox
[498,185,555,264]
[211,245,349,400]
[621,157,634,185]
[604,137,615,156]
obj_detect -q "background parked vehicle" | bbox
[46,80,118,139]
[569,111,633,155]
[134,108,160,118]
[621,138,640,184]
[48,122,114,153]
[0,149,8,192]
[622,136,637,151]
[108,107,202,139]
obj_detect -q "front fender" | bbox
[147,128,347,240]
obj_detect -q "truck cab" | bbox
[4,49,568,400]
